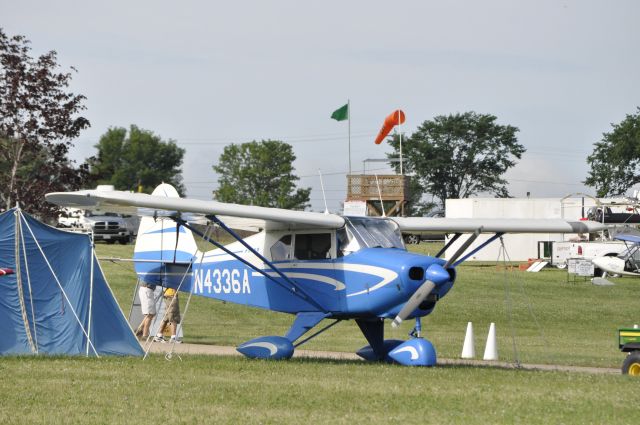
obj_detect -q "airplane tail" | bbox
[133,183,199,288]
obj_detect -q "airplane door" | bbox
[291,232,343,312]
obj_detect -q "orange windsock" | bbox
[374,110,406,144]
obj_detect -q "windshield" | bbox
[343,217,404,250]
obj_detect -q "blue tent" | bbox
[0,208,143,356]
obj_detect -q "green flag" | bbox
[331,103,349,121]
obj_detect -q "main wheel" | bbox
[622,351,640,376]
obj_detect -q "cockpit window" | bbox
[343,217,405,250]
[270,235,292,261]
[294,233,332,260]
[337,227,359,257]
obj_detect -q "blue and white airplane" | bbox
[46,184,604,366]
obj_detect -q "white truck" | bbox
[550,240,627,274]
[55,186,136,244]
[57,208,134,244]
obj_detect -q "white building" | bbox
[444,196,600,262]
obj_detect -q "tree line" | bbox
[2,28,638,220]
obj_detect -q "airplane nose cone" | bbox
[425,263,452,285]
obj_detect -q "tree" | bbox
[388,112,524,207]
[0,28,90,218]
[87,125,186,194]
[213,140,310,210]
[585,108,640,197]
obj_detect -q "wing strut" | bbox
[453,232,504,266]
[174,217,328,313]
[435,233,462,258]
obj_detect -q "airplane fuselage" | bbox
[135,227,455,321]
[186,247,454,319]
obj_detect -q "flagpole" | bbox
[398,109,403,176]
[348,99,351,175]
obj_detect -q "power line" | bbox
[73,131,377,147]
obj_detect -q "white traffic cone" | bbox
[461,322,475,359]
[483,322,498,361]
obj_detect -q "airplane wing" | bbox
[614,234,640,244]
[45,189,345,231]
[46,188,605,234]
[391,217,605,234]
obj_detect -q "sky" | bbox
[3,0,640,213]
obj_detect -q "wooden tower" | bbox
[346,174,410,217]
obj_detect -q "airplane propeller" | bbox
[391,227,483,328]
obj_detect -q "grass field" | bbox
[2,355,638,425]
[2,241,640,424]
[99,242,638,368]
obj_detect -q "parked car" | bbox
[403,209,446,244]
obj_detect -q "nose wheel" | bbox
[409,317,422,339]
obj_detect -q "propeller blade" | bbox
[391,229,484,328]
[391,261,453,327]
[443,227,483,268]
[391,280,435,328]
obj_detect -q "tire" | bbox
[118,238,128,245]
[404,234,420,245]
[622,351,640,376]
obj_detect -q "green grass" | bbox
[1,355,638,425]
[98,241,636,368]
[3,241,639,424]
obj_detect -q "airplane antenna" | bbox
[318,169,329,214]
[375,174,386,217]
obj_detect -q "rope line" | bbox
[142,219,210,360]
[497,237,520,368]
[18,212,40,352]
[20,212,100,357]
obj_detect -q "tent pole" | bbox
[86,245,95,357]
[14,209,37,353]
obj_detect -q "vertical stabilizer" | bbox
[133,184,199,287]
